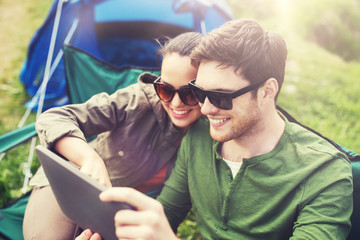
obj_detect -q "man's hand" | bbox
[100,187,180,240]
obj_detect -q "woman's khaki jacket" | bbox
[31,73,182,188]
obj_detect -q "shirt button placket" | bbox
[227,174,232,182]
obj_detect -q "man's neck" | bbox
[221,111,285,162]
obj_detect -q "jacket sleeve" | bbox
[36,83,145,149]
[290,154,353,240]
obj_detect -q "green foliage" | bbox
[229,0,360,62]
[227,0,360,153]
[0,0,51,206]
[0,141,40,206]
[291,0,360,61]
[227,0,278,20]
[277,36,360,152]
[177,211,202,240]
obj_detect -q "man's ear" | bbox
[258,78,278,104]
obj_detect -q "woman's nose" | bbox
[171,92,183,106]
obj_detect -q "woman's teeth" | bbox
[173,109,189,115]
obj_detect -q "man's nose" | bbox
[200,97,220,115]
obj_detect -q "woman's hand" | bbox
[100,187,180,240]
[55,136,112,187]
[79,153,111,187]
[75,229,101,240]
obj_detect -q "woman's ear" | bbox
[258,78,278,104]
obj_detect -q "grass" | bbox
[278,35,360,152]
[0,0,359,238]
[0,0,52,130]
[0,0,52,206]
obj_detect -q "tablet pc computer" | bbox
[35,145,133,240]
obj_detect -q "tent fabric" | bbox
[63,45,160,104]
[20,0,233,111]
[0,191,31,240]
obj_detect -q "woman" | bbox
[23,32,203,239]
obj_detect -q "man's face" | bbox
[195,61,261,143]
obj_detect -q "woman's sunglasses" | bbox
[153,77,198,106]
[188,79,266,110]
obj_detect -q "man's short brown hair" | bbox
[191,19,287,100]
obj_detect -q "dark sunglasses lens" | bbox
[155,84,174,102]
[190,81,233,110]
[195,88,232,110]
[191,87,206,103]
[209,96,232,110]
[179,88,198,106]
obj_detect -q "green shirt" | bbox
[157,116,353,240]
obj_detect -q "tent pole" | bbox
[21,0,66,193]
[21,1,79,193]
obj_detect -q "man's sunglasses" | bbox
[188,79,266,110]
[153,77,198,106]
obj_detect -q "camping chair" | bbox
[0,123,37,155]
[0,192,32,240]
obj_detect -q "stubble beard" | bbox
[209,101,261,143]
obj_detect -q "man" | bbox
[78,19,353,240]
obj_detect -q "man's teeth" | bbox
[173,109,189,115]
[209,118,228,124]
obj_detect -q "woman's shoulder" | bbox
[110,72,160,107]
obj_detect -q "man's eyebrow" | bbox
[213,87,234,92]
[198,84,235,92]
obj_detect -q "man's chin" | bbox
[210,129,229,143]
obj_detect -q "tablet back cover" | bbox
[36,145,132,240]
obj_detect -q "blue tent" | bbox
[20,0,233,111]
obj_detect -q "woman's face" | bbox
[160,53,202,131]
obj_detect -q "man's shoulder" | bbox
[286,121,350,164]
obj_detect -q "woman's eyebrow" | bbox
[161,79,190,90]
[160,80,175,88]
